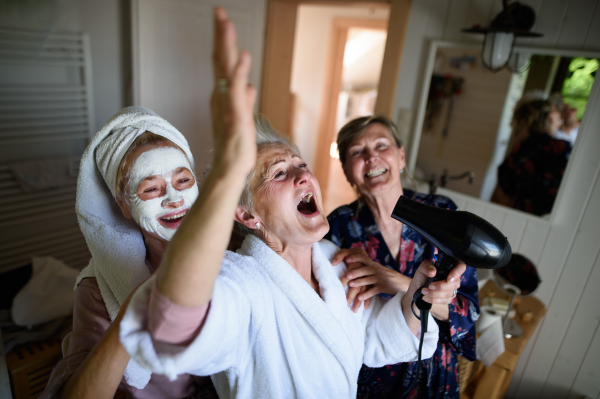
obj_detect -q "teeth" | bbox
[366,168,387,178]
[162,210,187,221]
[298,193,313,205]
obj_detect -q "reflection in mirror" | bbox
[410,41,599,218]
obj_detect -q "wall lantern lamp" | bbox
[462,0,542,73]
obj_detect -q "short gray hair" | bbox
[204,114,299,236]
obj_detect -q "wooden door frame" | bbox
[313,18,388,189]
[260,0,412,190]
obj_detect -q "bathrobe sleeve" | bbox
[119,260,257,381]
[359,293,439,368]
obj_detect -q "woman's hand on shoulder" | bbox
[331,248,410,312]
[210,7,256,176]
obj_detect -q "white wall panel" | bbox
[543,241,600,399]
[393,1,600,397]
[569,316,600,399]
[534,0,570,47]
[557,0,597,48]
[583,2,600,49]
[483,207,507,232]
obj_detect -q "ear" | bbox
[234,205,259,231]
[397,146,406,170]
[117,197,133,219]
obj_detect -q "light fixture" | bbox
[462,0,542,73]
[507,50,531,74]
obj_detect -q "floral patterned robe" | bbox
[325,190,479,398]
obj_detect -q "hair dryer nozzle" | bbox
[392,196,512,269]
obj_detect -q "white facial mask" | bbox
[128,147,199,240]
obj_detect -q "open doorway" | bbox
[260,0,411,214]
[289,5,389,214]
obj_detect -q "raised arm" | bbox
[156,8,256,308]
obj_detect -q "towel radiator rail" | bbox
[0,28,94,273]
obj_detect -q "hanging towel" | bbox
[10,157,77,192]
[76,106,195,389]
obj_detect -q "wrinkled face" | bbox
[127,145,199,241]
[250,143,328,246]
[546,106,563,135]
[342,123,405,196]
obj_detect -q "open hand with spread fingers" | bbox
[210,7,257,177]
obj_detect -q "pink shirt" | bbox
[40,278,216,399]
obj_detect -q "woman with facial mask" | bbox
[117,9,453,399]
[41,107,217,399]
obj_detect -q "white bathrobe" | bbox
[120,236,439,399]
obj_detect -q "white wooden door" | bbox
[132,0,266,169]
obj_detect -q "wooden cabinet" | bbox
[461,281,546,399]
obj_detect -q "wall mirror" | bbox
[407,40,600,218]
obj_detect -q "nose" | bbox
[293,167,310,186]
[365,147,378,162]
[161,185,185,207]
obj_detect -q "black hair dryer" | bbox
[392,196,512,317]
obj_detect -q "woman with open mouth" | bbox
[41,106,217,399]
[116,8,457,399]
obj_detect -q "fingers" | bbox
[331,248,352,266]
[345,265,376,282]
[346,285,361,306]
[356,286,381,303]
[446,261,467,284]
[213,8,238,80]
[229,50,252,112]
[343,252,375,267]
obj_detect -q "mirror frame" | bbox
[407,40,600,219]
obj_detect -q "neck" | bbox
[261,234,315,287]
[142,232,169,273]
[362,184,404,230]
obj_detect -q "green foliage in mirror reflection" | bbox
[561,57,598,120]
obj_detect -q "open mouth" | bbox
[159,210,188,227]
[297,192,317,215]
[365,168,388,178]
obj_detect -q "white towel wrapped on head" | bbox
[76,106,195,389]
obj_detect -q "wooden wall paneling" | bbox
[483,206,507,232]
[374,0,411,117]
[515,169,600,398]
[506,322,544,397]
[516,219,550,267]
[569,313,600,399]
[583,1,600,50]
[465,0,496,32]
[259,0,298,136]
[463,199,487,217]
[556,0,597,48]
[498,212,528,253]
[533,0,570,47]
[542,241,600,399]
[425,0,450,37]
[443,0,472,42]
